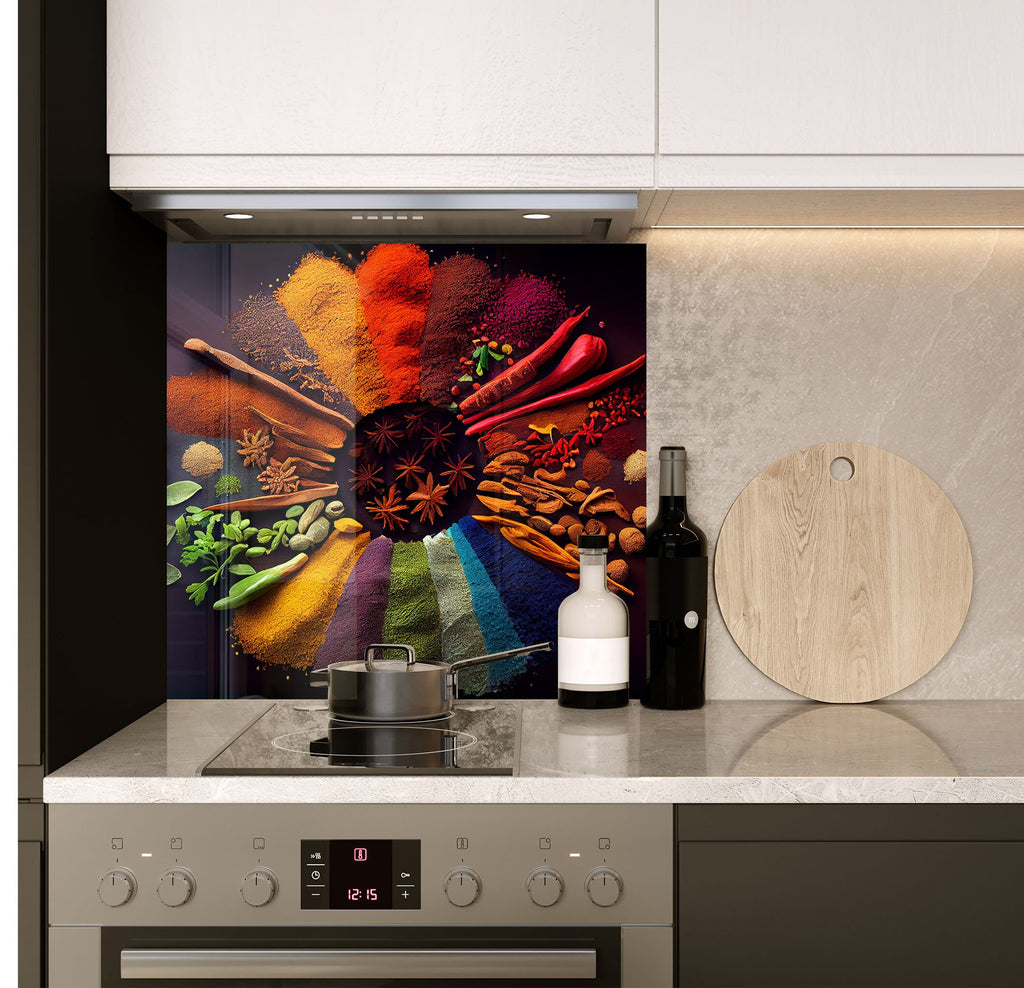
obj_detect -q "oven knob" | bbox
[585,867,623,907]
[241,867,278,907]
[443,867,481,907]
[526,867,564,907]
[157,868,196,907]
[97,868,136,907]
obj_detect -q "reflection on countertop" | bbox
[43,699,1024,805]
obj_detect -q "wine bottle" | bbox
[643,447,708,709]
[557,534,630,708]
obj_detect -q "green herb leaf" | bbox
[271,533,283,550]
[285,505,305,519]
[228,563,257,577]
[230,511,242,526]
[227,543,249,562]
[166,525,176,546]
[167,481,202,506]
[245,546,267,558]
[185,505,203,515]
[223,524,242,542]
[284,519,299,535]
[166,563,182,585]
[186,582,208,605]
[174,515,190,546]
[257,529,275,544]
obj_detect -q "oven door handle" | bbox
[121,947,598,980]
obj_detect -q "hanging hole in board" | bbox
[830,456,854,482]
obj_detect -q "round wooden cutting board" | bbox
[714,442,972,703]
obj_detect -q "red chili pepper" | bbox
[459,308,591,419]
[464,355,646,438]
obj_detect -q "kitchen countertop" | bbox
[43,699,1024,804]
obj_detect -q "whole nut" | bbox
[618,526,646,555]
[549,524,567,538]
[632,505,647,528]
[529,516,553,533]
[567,523,584,545]
[288,534,313,552]
[298,499,325,534]
[607,559,630,583]
[324,500,346,520]
[306,516,332,545]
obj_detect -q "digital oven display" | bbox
[300,839,421,909]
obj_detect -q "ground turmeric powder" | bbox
[276,253,389,417]
[232,530,370,669]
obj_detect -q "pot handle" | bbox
[309,672,328,688]
[447,641,553,678]
[365,643,417,672]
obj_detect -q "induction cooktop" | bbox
[201,701,520,776]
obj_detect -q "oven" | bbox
[48,803,673,987]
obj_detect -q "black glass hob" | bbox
[201,701,520,775]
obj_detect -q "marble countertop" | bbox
[43,699,1024,804]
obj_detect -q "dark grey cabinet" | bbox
[676,806,1024,988]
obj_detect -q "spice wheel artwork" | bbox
[166,243,647,699]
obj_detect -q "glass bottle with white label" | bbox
[557,534,629,708]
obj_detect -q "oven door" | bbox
[97,926,624,987]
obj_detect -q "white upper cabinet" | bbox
[659,0,1024,154]
[108,0,655,157]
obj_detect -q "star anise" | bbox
[366,484,410,532]
[422,418,455,456]
[407,474,449,526]
[237,427,274,468]
[258,457,300,495]
[350,460,384,496]
[440,452,475,494]
[394,451,427,489]
[364,415,403,454]
[403,407,428,436]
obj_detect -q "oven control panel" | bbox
[49,803,672,927]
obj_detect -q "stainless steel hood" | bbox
[120,191,639,243]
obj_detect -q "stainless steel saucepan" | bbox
[311,642,553,722]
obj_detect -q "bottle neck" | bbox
[658,454,688,516]
[578,549,608,592]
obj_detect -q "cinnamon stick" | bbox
[184,338,354,430]
[248,406,342,452]
[206,483,339,514]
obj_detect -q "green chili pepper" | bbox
[212,553,309,611]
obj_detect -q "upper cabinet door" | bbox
[659,0,1024,154]
[108,0,656,156]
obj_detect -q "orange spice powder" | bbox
[167,369,348,448]
[275,253,389,417]
[357,244,432,405]
[232,530,371,670]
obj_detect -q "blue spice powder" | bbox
[455,517,570,687]
[447,523,525,690]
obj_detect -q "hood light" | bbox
[224,212,254,220]
[523,212,551,220]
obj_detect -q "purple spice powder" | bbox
[484,274,569,350]
[312,536,393,670]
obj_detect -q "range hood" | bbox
[119,191,639,243]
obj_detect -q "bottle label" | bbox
[557,636,629,691]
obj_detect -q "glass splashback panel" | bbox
[166,243,646,699]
